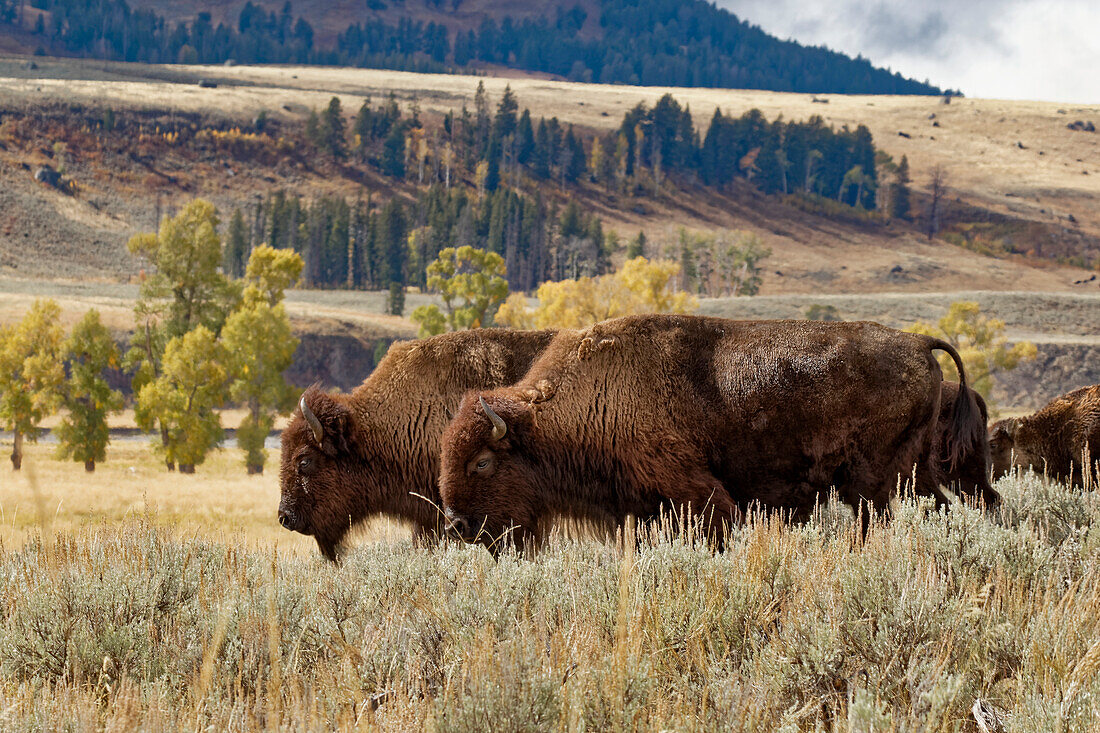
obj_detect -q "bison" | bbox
[989,384,1100,486]
[279,328,556,561]
[937,381,1000,506]
[439,314,985,554]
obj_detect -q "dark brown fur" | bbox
[989,384,1100,486]
[439,314,985,553]
[937,382,999,506]
[278,328,556,561]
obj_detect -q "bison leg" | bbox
[662,474,741,549]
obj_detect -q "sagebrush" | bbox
[2,472,1100,730]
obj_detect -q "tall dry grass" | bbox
[2,458,1100,730]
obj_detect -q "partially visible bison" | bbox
[937,381,1000,506]
[989,384,1100,486]
[279,328,556,561]
[439,315,985,554]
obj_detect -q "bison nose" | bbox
[445,509,470,540]
[278,509,295,531]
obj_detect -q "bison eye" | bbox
[476,458,489,470]
[298,457,316,475]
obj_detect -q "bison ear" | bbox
[991,420,1017,442]
[299,389,356,457]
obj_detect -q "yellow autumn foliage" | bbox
[496,256,697,330]
[908,301,1037,407]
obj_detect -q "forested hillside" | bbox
[204,86,881,292]
[0,0,945,94]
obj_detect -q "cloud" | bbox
[717,0,1100,103]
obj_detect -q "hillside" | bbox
[0,0,942,94]
[0,57,1097,296]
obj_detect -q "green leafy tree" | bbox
[724,235,772,297]
[242,244,304,306]
[0,299,65,470]
[125,199,237,469]
[222,246,303,474]
[56,310,123,472]
[908,301,1038,407]
[135,327,227,473]
[411,246,509,338]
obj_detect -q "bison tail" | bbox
[923,336,984,471]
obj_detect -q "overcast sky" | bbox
[717,0,1100,103]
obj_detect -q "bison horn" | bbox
[479,396,507,442]
[300,396,324,445]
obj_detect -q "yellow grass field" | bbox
[0,442,411,557]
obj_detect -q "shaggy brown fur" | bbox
[279,328,556,561]
[937,382,999,506]
[439,314,985,553]
[989,384,1100,486]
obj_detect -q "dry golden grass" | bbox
[0,442,322,555]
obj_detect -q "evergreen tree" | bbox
[319,96,347,158]
[485,134,502,193]
[382,125,406,178]
[494,84,519,139]
[224,207,249,278]
[354,97,374,152]
[56,310,123,472]
[517,109,535,165]
[892,155,912,221]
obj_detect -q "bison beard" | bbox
[990,384,1100,487]
[277,328,556,561]
[439,315,986,554]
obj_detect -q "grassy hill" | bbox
[0,57,1097,295]
[0,0,941,94]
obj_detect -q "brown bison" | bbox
[989,384,1100,486]
[937,381,1000,506]
[439,314,985,553]
[279,328,556,561]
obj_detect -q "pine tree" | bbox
[485,134,502,193]
[319,96,347,158]
[354,97,374,153]
[892,155,911,221]
[494,84,518,139]
[382,126,406,178]
[224,207,249,278]
[517,109,535,165]
[56,310,123,472]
